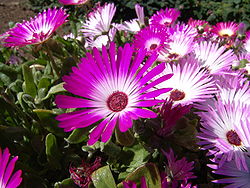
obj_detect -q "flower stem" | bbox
[44,43,60,78]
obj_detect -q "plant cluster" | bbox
[0,1,250,188]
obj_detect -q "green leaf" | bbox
[122,163,161,188]
[33,109,65,137]
[54,178,78,188]
[121,144,150,172]
[45,133,61,170]
[91,166,116,188]
[38,77,51,90]
[65,128,89,144]
[22,64,37,98]
[0,63,18,79]
[42,82,66,101]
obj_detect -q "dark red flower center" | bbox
[150,44,158,50]
[226,130,242,146]
[170,89,185,101]
[107,91,128,112]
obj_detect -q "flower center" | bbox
[170,89,185,101]
[150,44,158,50]
[107,91,128,112]
[226,130,242,146]
[219,29,234,37]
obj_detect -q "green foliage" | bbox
[91,166,117,188]
[94,0,250,25]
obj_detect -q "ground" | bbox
[0,0,35,34]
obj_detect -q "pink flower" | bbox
[1,8,68,47]
[197,100,250,171]
[81,3,116,37]
[150,8,180,27]
[194,41,236,75]
[0,148,22,188]
[158,24,197,61]
[55,43,172,145]
[155,55,216,106]
[133,26,169,56]
[211,22,238,38]
[161,149,196,187]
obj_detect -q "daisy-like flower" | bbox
[188,18,210,32]
[58,0,89,5]
[55,43,173,145]
[194,41,236,75]
[210,156,250,188]
[150,8,180,27]
[159,24,197,61]
[155,55,216,106]
[2,8,68,47]
[211,22,238,38]
[197,100,250,171]
[0,147,22,188]
[161,149,196,187]
[81,3,116,37]
[70,157,101,187]
[133,26,169,56]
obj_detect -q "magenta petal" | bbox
[2,156,18,186]
[140,88,172,99]
[133,108,157,118]
[88,118,109,145]
[118,114,133,132]
[55,95,92,108]
[136,100,165,107]
[101,117,117,142]
[5,170,22,188]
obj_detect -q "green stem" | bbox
[44,43,60,78]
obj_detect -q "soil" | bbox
[0,0,35,34]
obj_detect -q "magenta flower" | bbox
[187,18,210,32]
[210,156,250,188]
[81,3,116,37]
[149,8,180,27]
[133,26,169,56]
[55,43,173,145]
[0,148,22,188]
[211,22,238,38]
[194,41,236,75]
[58,0,89,5]
[70,157,101,187]
[159,24,196,61]
[155,55,217,106]
[197,100,250,171]
[161,149,196,187]
[2,8,68,47]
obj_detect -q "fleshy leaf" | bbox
[45,133,62,170]
[91,166,116,188]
